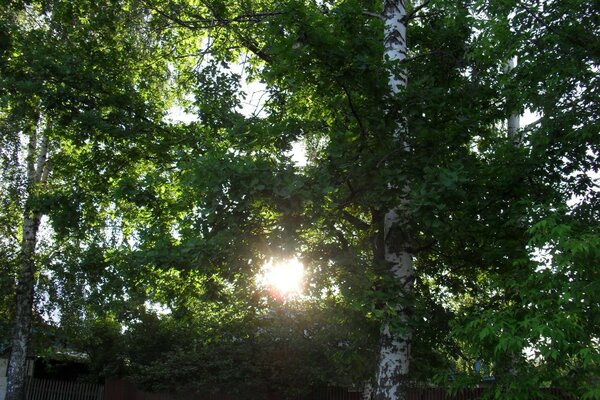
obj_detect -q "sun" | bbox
[256,257,305,298]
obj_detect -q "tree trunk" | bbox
[6,129,49,400]
[6,213,40,400]
[506,58,521,145]
[373,1,414,400]
[362,382,373,400]
[507,57,522,379]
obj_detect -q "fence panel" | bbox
[101,379,575,400]
[404,387,572,400]
[13,378,576,400]
[25,378,103,400]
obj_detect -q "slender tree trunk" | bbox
[506,58,521,145]
[373,1,414,400]
[507,57,522,379]
[6,214,40,400]
[507,111,520,143]
[6,128,49,400]
[362,382,373,400]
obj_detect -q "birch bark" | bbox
[373,1,414,399]
[362,382,373,400]
[507,57,522,377]
[506,58,521,145]
[6,127,50,400]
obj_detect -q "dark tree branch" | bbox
[144,1,198,29]
[376,142,410,168]
[236,35,272,63]
[145,0,284,29]
[362,11,385,21]
[185,10,287,26]
[331,224,350,250]
[403,0,431,23]
[341,210,371,230]
[408,239,436,254]
[339,81,368,140]
[144,0,274,62]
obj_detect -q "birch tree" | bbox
[5,123,51,400]
[373,0,413,399]
[1,2,173,398]
[1,1,596,399]
[1,8,54,396]
[121,1,598,397]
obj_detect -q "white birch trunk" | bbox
[373,1,414,400]
[506,58,521,145]
[507,58,521,377]
[507,112,520,142]
[362,382,373,400]
[6,126,50,400]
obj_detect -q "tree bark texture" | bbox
[6,128,49,400]
[373,1,414,400]
[6,214,40,400]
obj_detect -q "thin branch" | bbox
[408,239,436,254]
[146,1,274,63]
[403,0,431,23]
[339,81,368,140]
[237,35,272,63]
[332,225,350,250]
[341,210,371,230]
[144,1,197,30]
[376,142,410,168]
[145,0,283,29]
[185,10,287,27]
[362,11,385,21]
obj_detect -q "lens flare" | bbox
[256,258,304,298]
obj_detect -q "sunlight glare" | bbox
[256,258,305,298]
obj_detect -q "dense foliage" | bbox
[1,0,598,399]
